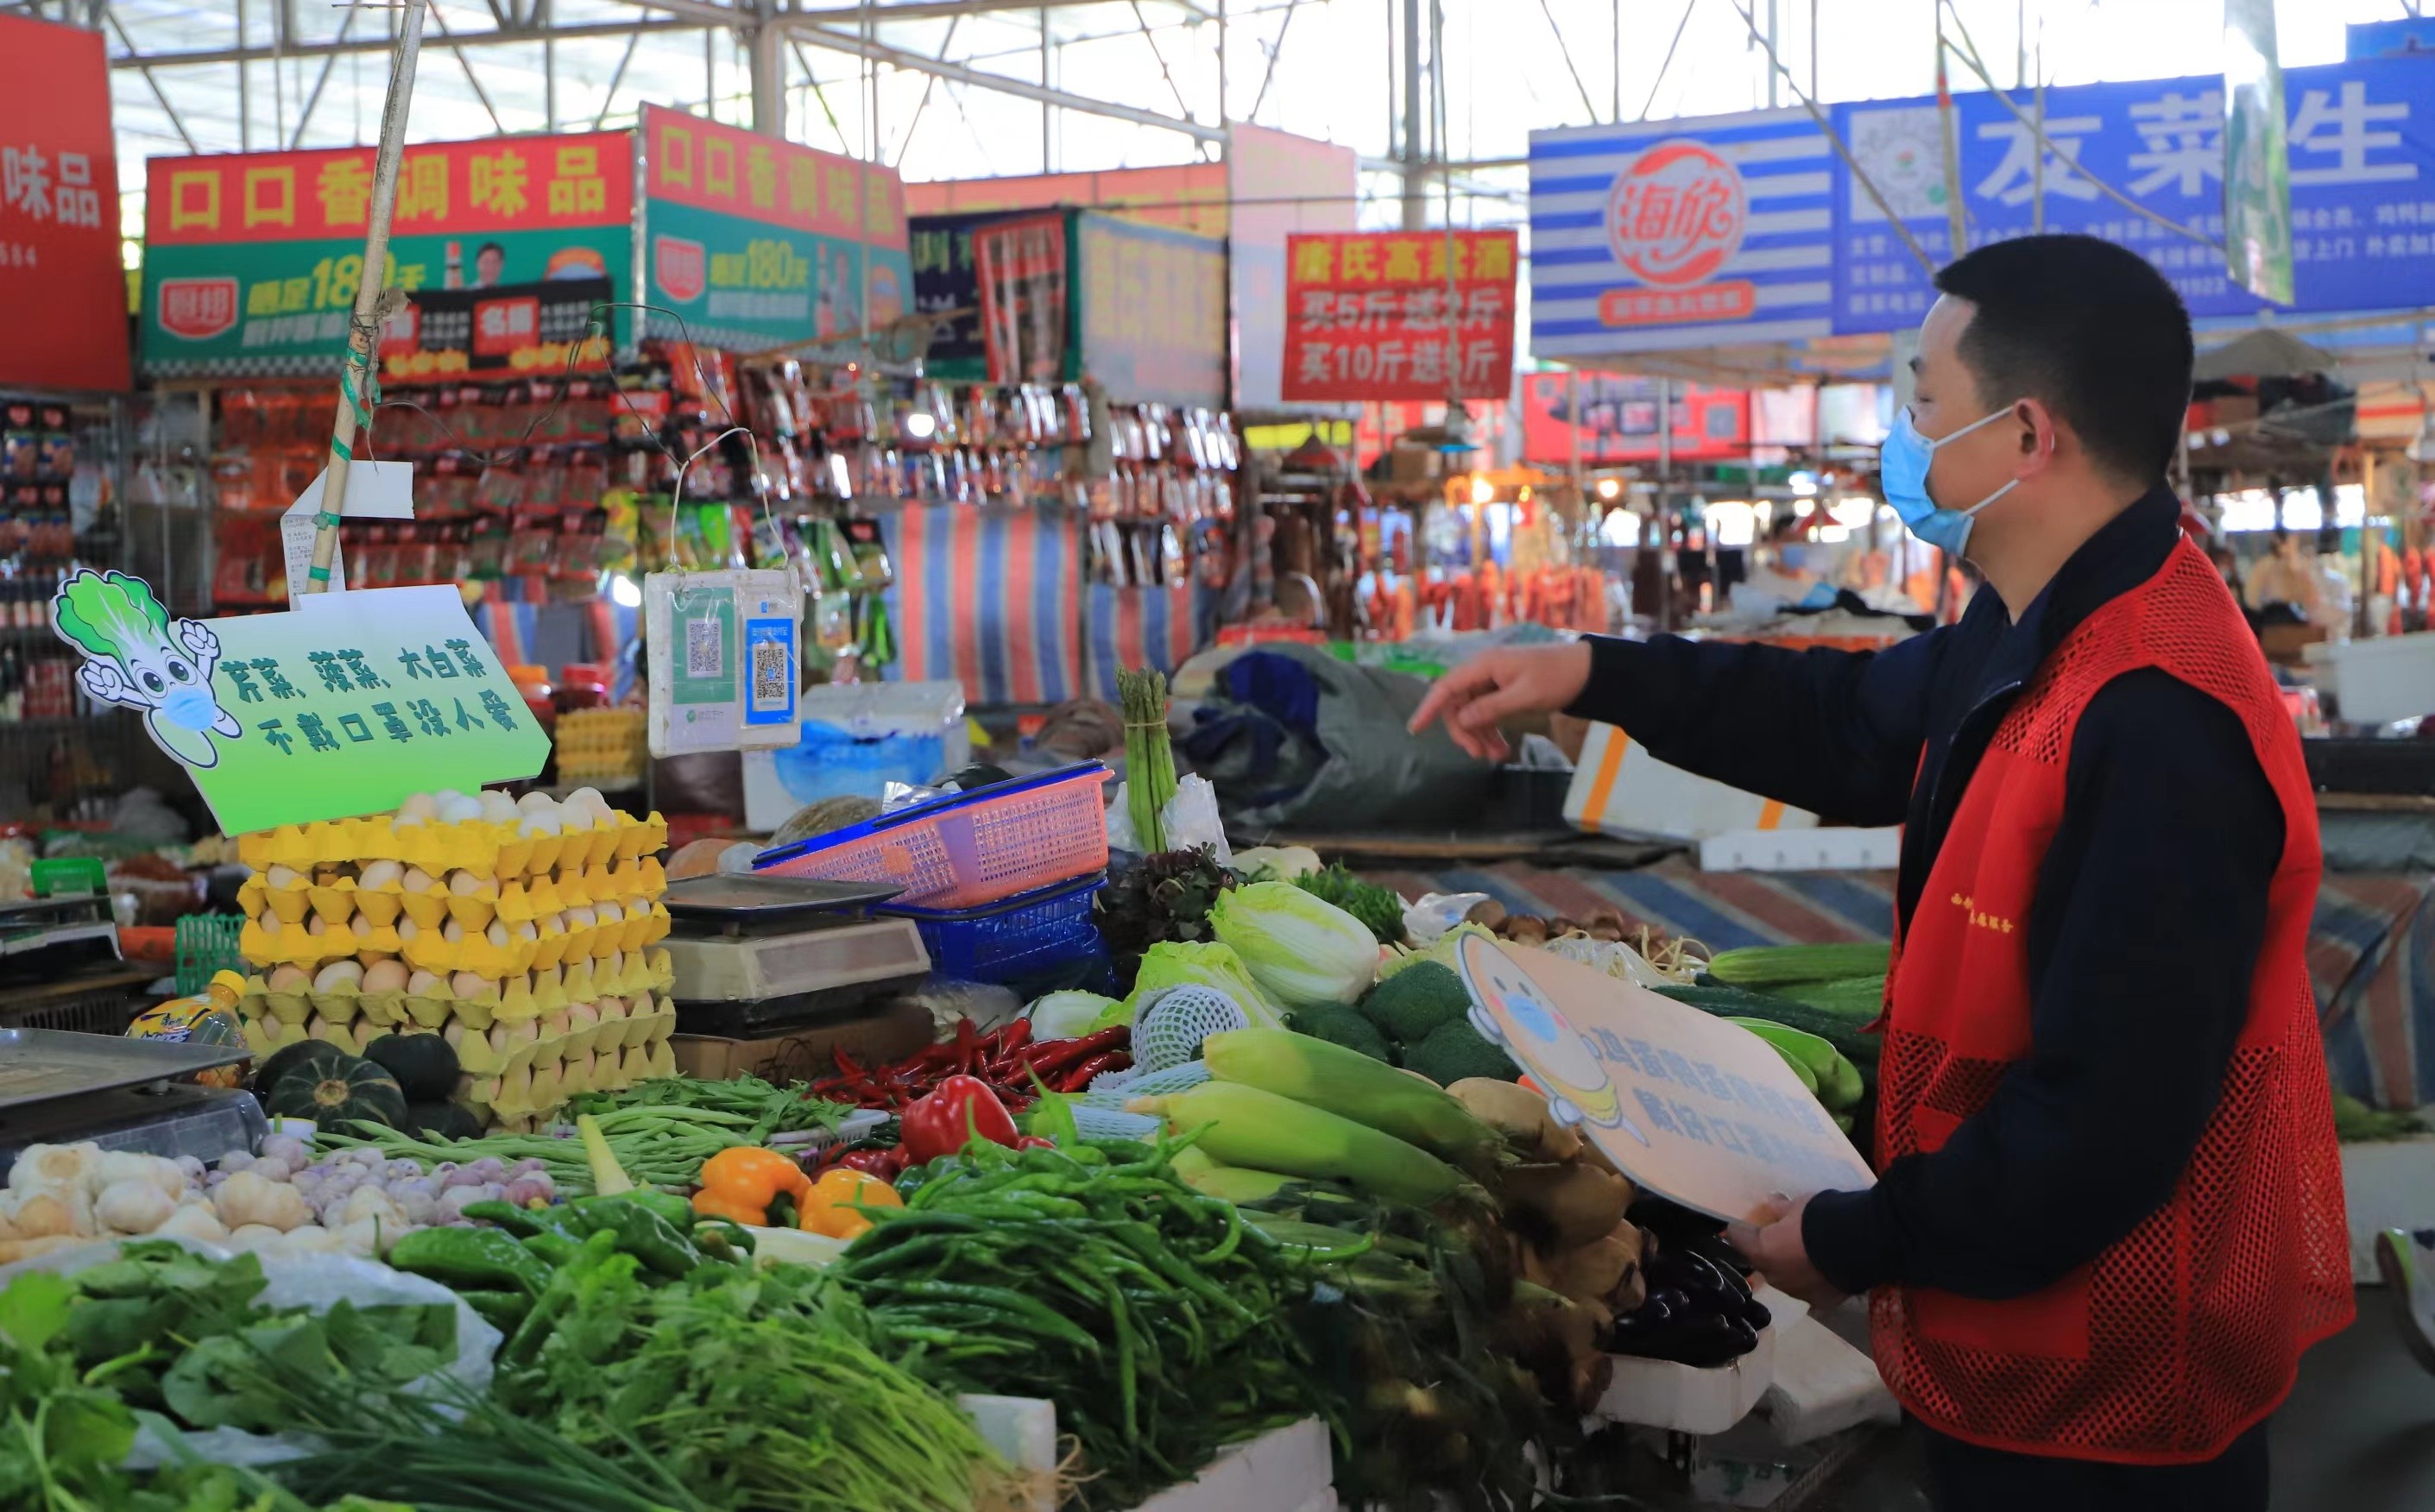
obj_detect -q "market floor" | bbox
[1818,1288,2435,1511]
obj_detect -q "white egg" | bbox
[267,864,304,888]
[485,921,511,948]
[438,796,485,825]
[392,811,427,829]
[594,899,625,925]
[350,915,374,939]
[565,906,597,931]
[447,870,485,898]
[401,866,438,894]
[513,921,539,942]
[397,917,420,942]
[358,860,402,891]
[565,786,606,815]
[305,916,328,937]
[519,811,564,837]
[441,919,466,944]
[431,790,464,810]
[516,791,559,817]
[560,808,594,834]
[397,793,438,822]
[257,909,281,933]
[478,791,520,823]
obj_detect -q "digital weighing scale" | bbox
[0,1029,259,1179]
[660,874,933,1038]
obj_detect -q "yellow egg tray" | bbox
[458,1038,680,1131]
[237,810,671,881]
[236,989,677,1068]
[240,901,671,980]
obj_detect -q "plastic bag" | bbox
[3,1235,503,1470]
[1404,891,1494,946]
[1103,774,1232,864]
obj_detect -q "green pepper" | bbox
[520,1228,580,1267]
[502,1230,623,1369]
[691,1216,756,1260]
[388,1225,553,1297]
[458,1199,546,1238]
[563,1194,703,1279]
[622,1189,699,1231]
[457,1288,533,1331]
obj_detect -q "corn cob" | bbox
[1202,1028,1500,1168]
[1130,1080,1464,1206]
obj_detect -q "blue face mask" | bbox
[159,684,218,732]
[1880,403,2022,560]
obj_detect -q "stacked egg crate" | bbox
[233,787,677,1132]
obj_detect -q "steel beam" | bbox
[110,16,698,67]
[788,20,1224,140]
[104,7,199,152]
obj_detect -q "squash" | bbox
[404,1101,484,1142]
[363,1031,461,1102]
[260,1046,407,1131]
[251,1037,326,1094]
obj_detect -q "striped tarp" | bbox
[1372,861,2435,1112]
[884,505,1084,706]
[1082,583,1202,700]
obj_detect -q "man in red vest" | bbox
[1410,235,2351,1509]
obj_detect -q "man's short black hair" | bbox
[1933,233,2192,485]
[476,242,505,258]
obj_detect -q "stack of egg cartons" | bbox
[234,787,678,1132]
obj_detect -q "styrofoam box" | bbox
[1700,827,1902,873]
[961,1399,1330,1512]
[2311,632,2435,726]
[1593,1285,1809,1435]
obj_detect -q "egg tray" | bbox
[237,811,671,881]
[240,856,668,924]
[237,992,675,1063]
[236,948,676,1034]
[459,1038,682,1133]
[238,899,672,974]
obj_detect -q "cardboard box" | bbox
[2259,621,2330,665]
[1564,722,1817,841]
[672,998,934,1081]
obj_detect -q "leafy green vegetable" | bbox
[1209,880,1381,1010]
[1292,863,1408,946]
[1094,844,1238,969]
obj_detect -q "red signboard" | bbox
[145,131,634,247]
[1518,372,1751,464]
[1280,230,1516,404]
[0,15,129,391]
[642,106,904,248]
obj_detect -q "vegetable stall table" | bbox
[1359,858,2435,1112]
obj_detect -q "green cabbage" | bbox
[1098,940,1287,1030]
[1209,879,1380,1011]
[1027,990,1120,1040]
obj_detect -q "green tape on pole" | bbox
[306,566,332,583]
[314,512,341,528]
[332,438,352,461]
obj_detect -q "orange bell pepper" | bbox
[799,1165,903,1240]
[691,1144,810,1227]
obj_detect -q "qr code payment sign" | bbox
[751,635,789,710]
[684,616,723,678]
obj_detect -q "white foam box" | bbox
[2312,632,2435,726]
[1700,826,1902,873]
[1593,1285,1807,1435]
[1565,723,1818,843]
[960,1399,1330,1512]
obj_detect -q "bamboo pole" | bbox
[304,0,427,594]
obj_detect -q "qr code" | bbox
[684,616,722,678]
[751,636,790,709]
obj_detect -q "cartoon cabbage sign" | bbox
[52,570,241,768]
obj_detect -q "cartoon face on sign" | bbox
[53,570,241,769]
[1605,140,1747,288]
[1455,933,1645,1145]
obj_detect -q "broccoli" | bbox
[1288,1004,1397,1064]
[1402,1018,1520,1087]
[1357,961,1473,1046]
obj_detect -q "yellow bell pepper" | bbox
[799,1166,902,1239]
[691,1144,810,1227]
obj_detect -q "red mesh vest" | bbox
[1870,537,2352,1464]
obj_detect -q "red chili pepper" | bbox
[1012,1135,1057,1152]
[899,1074,1021,1162]
[1027,1026,1132,1079]
[837,1145,906,1177]
[995,1018,1033,1061]
[1057,1050,1129,1093]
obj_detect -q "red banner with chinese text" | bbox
[0,14,129,391]
[641,107,905,249]
[1280,229,1517,405]
[144,132,634,247]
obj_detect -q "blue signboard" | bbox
[1827,57,2435,332]
[1527,106,1838,358]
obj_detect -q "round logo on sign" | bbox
[1605,140,1746,288]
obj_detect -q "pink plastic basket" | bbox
[754,762,1109,909]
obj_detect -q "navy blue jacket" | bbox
[1568,486,2286,1299]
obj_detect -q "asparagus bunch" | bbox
[1119,666,1177,854]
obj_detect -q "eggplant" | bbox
[1607,1310,1761,1368]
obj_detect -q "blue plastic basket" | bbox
[880,872,1107,986]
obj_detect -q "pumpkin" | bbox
[251,1037,326,1094]
[260,1046,407,1131]
[405,1100,484,1142]
[363,1031,461,1102]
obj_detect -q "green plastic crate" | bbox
[174,914,246,996]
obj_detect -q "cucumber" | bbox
[1703,943,1890,988]
[1776,975,1889,1020]
[1656,984,1882,1066]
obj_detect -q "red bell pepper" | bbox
[900,1074,1021,1162]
